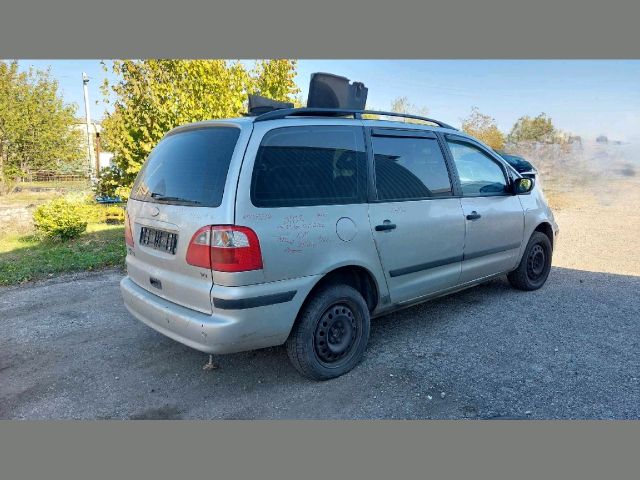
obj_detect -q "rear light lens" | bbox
[124,211,134,247]
[185,226,212,269]
[211,226,263,272]
[186,225,263,272]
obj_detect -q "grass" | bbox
[1,179,125,286]
[0,223,125,286]
[16,180,89,190]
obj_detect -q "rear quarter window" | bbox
[250,125,367,208]
[130,127,240,207]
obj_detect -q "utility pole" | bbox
[82,72,95,182]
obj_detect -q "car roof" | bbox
[170,114,461,135]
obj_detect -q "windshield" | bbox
[130,127,240,207]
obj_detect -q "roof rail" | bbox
[253,107,457,130]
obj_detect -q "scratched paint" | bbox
[278,215,326,231]
[390,206,408,214]
[242,212,273,221]
[274,215,334,254]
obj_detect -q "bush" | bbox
[82,204,105,223]
[33,198,88,240]
[75,203,125,224]
[103,205,125,224]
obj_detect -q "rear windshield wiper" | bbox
[150,192,201,205]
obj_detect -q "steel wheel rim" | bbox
[527,244,546,280]
[314,303,358,365]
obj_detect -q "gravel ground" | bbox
[1,180,639,419]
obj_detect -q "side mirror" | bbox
[513,177,534,194]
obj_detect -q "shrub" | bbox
[33,198,88,240]
[75,203,125,224]
[77,202,105,223]
[103,205,125,224]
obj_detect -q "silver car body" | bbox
[120,115,558,354]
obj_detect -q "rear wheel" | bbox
[508,231,553,291]
[286,284,370,380]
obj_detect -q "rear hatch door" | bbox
[125,124,245,314]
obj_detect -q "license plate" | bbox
[139,227,178,254]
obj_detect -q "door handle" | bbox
[466,211,482,220]
[375,221,397,231]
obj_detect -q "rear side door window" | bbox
[250,125,367,207]
[372,135,453,200]
[445,140,508,196]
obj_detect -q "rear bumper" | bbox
[120,275,318,354]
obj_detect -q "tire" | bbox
[508,231,553,291]
[286,284,370,381]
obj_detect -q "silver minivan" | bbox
[120,108,558,380]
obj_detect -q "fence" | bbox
[19,171,89,182]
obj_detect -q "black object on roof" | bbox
[253,107,457,130]
[307,72,368,110]
[247,94,294,115]
[246,72,455,129]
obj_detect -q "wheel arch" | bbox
[533,221,554,249]
[296,264,381,323]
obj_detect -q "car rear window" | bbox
[130,127,240,207]
[250,126,366,207]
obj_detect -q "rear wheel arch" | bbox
[300,265,380,317]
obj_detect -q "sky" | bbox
[16,59,640,142]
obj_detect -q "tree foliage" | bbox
[0,61,83,194]
[507,113,557,144]
[390,96,430,124]
[101,59,299,186]
[251,59,299,102]
[390,96,413,115]
[461,107,505,150]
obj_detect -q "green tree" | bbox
[101,59,299,186]
[390,96,429,124]
[461,107,505,150]
[251,59,299,102]
[507,113,557,143]
[0,61,83,194]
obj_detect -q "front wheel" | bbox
[286,284,370,380]
[508,231,553,291]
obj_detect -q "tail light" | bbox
[186,225,263,272]
[124,211,134,247]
